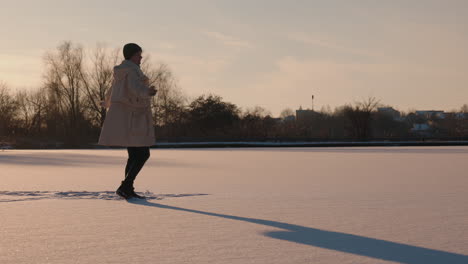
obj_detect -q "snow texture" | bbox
[1,147,467,264]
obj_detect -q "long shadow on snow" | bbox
[128,199,468,264]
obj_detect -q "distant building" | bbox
[454,112,468,119]
[0,141,13,150]
[433,112,468,120]
[410,123,432,136]
[415,110,445,119]
[283,115,295,122]
[296,106,318,123]
[271,117,282,123]
[411,123,430,131]
[377,107,401,120]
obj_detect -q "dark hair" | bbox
[123,43,142,60]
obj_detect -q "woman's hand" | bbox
[149,86,157,96]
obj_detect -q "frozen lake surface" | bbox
[1,147,467,263]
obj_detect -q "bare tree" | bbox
[0,82,19,137]
[460,104,468,114]
[343,96,380,139]
[319,105,333,116]
[280,108,294,119]
[240,106,273,138]
[80,43,120,126]
[141,57,187,127]
[43,41,87,144]
[15,87,47,136]
[15,90,32,134]
[242,106,271,118]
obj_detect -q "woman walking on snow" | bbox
[97,43,157,200]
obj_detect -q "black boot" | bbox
[128,187,145,199]
[116,181,133,199]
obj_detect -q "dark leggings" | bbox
[123,146,150,186]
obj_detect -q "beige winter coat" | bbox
[97,60,156,147]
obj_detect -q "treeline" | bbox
[1,41,468,148]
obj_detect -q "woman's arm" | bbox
[127,68,152,98]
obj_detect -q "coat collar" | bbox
[119,59,148,79]
[121,59,141,70]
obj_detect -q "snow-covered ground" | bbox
[1,147,467,264]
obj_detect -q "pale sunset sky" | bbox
[1,0,467,116]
